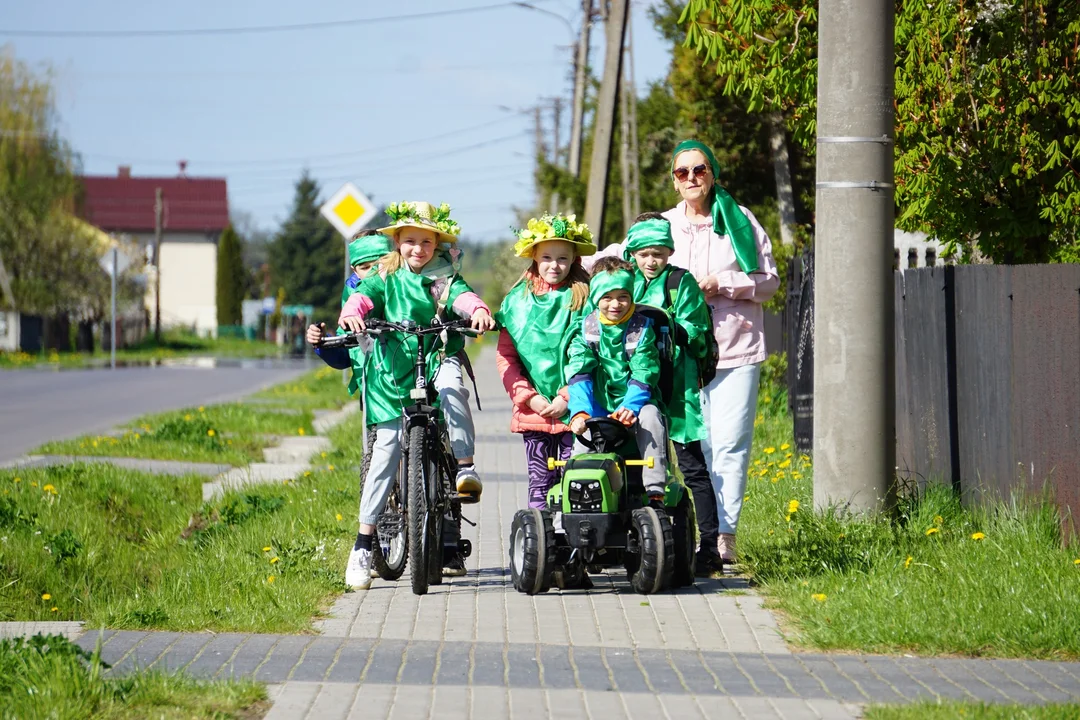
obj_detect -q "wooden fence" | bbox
[788,259,1080,532]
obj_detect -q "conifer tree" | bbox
[215,223,245,326]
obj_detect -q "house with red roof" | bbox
[79,165,229,336]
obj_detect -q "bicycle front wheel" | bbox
[407,424,435,596]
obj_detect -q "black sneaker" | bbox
[443,553,467,577]
[695,550,724,577]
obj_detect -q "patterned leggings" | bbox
[522,431,574,509]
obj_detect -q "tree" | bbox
[215,224,245,326]
[680,0,1080,263]
[268,173,344,323]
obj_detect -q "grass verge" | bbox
[1,634,267,719]
[864,700,1080,719]
[33,379,331,466]
[249,365,349,410]
[0,329,283,370]
[738,370,1080,659]
[1,409,365,632]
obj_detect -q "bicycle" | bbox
[321,316,480,595]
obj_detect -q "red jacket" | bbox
[495,328,572,434]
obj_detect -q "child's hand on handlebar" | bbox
[305,323,326,347]
[569,414,587,435]
[470,308,496,332]
[340,316,366,333]
[609,408,637,426]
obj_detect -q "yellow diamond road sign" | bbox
[320,182,377,239]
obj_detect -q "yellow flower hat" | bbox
[378,201,460,243]
[513,213,596,258]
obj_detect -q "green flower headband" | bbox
[383,201,461,240]
[513,213,596,258]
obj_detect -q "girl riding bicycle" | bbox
[338,201,496,590]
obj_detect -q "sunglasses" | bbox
[672,163,709,182]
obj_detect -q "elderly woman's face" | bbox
[672,149,713,204]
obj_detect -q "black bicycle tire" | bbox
[408,424,429,595]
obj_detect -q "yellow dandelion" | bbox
[792,472,803,479]
[30,481,37,487]
[198,406,205,413]
[812,593,827,602]
[1074,559,1080,566]
[800,454,811,463]
[91,441,98,448]
[785,514,791,522]
[779,459,792,469]
[41,593,51,601]
[925,527,940,536]
[801,580,810,587]
[771,477,780,484]
[754,459,764,467]
[934,515,944,526]
[904,556,913,569]
[134,433,140,440]
[787,499,800,514]
[13,477,20,483]
[42,484,55,492]
[763,395,772,404]
[776,471,786,479]
[262,546,272,552]
[267,575,276,584]
[837,533,845,540]
[327,464,335,471]
[50,607,58,612]
[207,429,216,437]
[970,532,986,541]
[303,471,312,477]
[780,443,791,451]
[184,414,193,421]
[298,428,306,436]
[768,529,774,535]
[335,513,343,522]
[270,557,279,564]
[764,447,776,455]
[321,452,327,458]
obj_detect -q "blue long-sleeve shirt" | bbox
[314,344,351,370]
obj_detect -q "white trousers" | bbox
[699,363,761,535]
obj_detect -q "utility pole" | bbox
[584,0,629,246]
[625,9,641,219]
[551,97,563,213]
[153,187,163,344]
[619,52,633,232]
[567,0,592,179]
[534,105,547,209]
[813,0,895,514]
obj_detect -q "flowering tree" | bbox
[680,0,1080,263]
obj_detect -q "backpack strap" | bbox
[622,313,650,359]
[583,311,601,353]
[664,267,687,310]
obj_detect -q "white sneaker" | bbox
[345,547,373,590]
[717,533,737,564]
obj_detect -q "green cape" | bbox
[671,139,759,274]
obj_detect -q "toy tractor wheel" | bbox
[509,509,555,595]
[670,494,697,588]
[626,507,675,594]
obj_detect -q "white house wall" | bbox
[144,239,218,337]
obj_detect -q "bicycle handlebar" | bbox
[318,317,486,349]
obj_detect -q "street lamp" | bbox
[512,2,576,44]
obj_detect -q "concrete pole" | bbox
[110,246,117,369]
[551,97,563,213]
[625,9,641,219]
[584,0,629,246]
[813,0,896,513]
[153,187,163,344]
[619,55,633,233]
[567,0,592,179]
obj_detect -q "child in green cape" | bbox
[565,257,671,499]
[623,213,722,574]
[494,214,596,509]
[337,201,496,590]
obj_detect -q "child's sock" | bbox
[458,462,474,470]
[354,532,374,552]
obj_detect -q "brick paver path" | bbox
[12,351,1080,718]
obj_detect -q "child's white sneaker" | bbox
[345,547,373,590]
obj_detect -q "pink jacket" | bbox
[589,201,779,368]
[495,328,572,434]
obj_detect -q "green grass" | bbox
[35,403,316,467]
[0,634,267,719]
[249,365,350,410]
[0,329,283,370]
[0,411,367,633]
[738,374,1080,659]
[864,700,1080,719]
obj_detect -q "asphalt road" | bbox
[0,358,316,464]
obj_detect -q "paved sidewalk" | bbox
[13,350,1080,718]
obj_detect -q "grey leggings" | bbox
[358,356,475,525]
[573,404,669,495]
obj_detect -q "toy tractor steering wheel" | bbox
[579,417,631,454]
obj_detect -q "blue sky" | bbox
[3,1,673,242]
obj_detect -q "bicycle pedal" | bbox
[454,491,482,505]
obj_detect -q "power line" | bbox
[79,116,524,170]
[0,2,552,38]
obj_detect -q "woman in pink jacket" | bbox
[494,214,596,508]
[589,140,779,566]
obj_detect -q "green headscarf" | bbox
[348,233,393,267]
[588,269,635,308]
[622,218,674,261]
[671,139,759,274]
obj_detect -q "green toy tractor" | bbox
[509,417,696,595]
